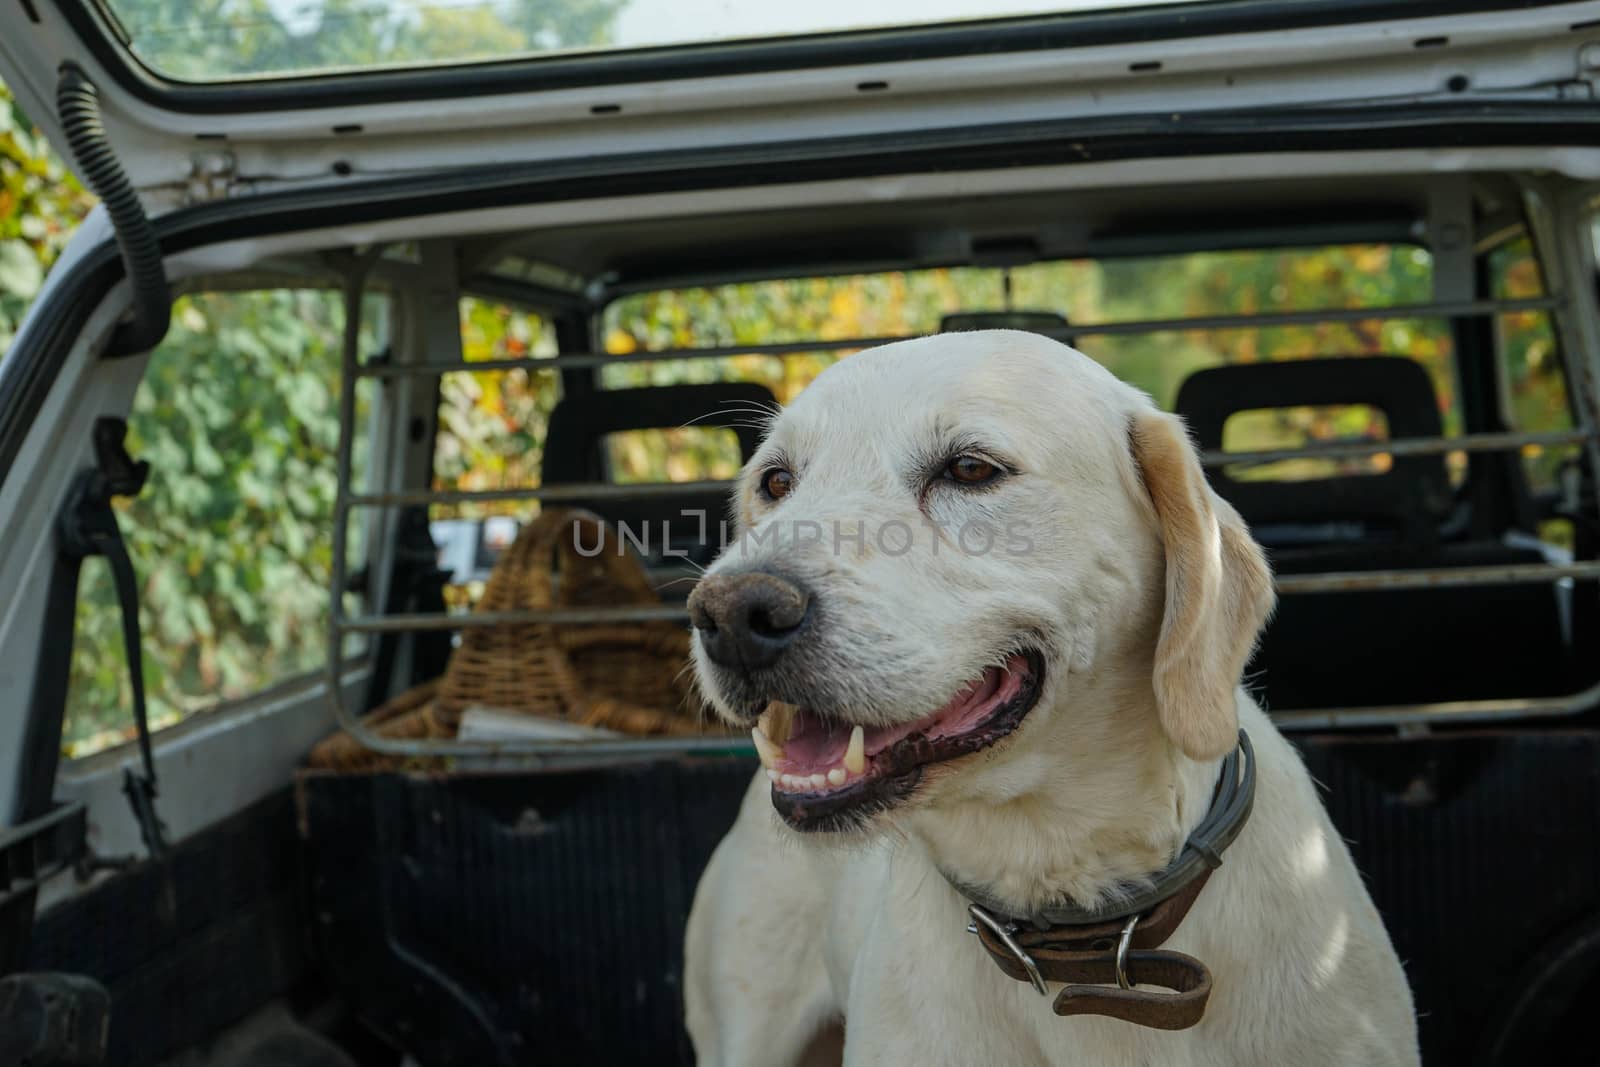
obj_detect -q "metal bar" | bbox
[1522,179,1600,529]
[308,730,752,763]
[0,801,86,906]
[1275,561,1600,594]
[308,676,1600,762]
[338,562,1600,639]
[340,604,691,633]
[1200,429,1592,468]
[324,250,385,763]
[354,296,1562,378]
[349,430,1597,509]
[1069,297,1559,338]
[351,479,736,508]
[319,676,1600,761]
[359,338,858,378]
[447,567,701,595]
[1272,679,1600,731]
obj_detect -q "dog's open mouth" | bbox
[751,650,1044,831]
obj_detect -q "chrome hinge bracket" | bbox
[186,148,240,203]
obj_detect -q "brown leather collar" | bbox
[959,732,1255,1031]
[968,868,1214,1029]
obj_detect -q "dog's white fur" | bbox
[684,332,1419,1066]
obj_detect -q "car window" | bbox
[606,428,744,484]
[427,298,562,596]
[102,0,1216,83]
[600,244,1452,430]
[63,289,383,757]
[1490,235,1572,495]
[433,297,560,522]
[0,81,96,354]
[1222,405,1391,483]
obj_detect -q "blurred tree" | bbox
[506,0,627,50]
[108,0,627,80]
[1491,237,1573,492]
[0,83,96,350]
[433,298,561,520]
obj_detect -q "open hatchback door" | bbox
[8,3,1600,1066]
[2,0,1600,212]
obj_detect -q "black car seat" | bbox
[541,382,777,569]
[1175,357,1579,710]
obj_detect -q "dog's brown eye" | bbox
[762,468,795,500]
[945,455,998,485]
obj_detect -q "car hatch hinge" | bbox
[186,148,240,204]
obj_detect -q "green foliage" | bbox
[0,83,97,351]
[432,298,561,520]
[448,245,1465,519]
[107,0,626,81]
[64,291,380,754]
[1492,237,1573,491]
[600,246,1443,405]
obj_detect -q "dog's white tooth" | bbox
[750,725,784,767]
[827,767,847,787]
[782,774,802,790]
[809,773,828,790]
[845,725,866,774]
[762,701,797,744]
[766,769,780,783]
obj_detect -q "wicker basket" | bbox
[308,508,711,772]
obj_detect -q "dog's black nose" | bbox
[688,571,810,672]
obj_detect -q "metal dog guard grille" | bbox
[324,283,1600,760]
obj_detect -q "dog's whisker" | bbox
[680,401,781,431]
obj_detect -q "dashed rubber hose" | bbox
[56,62,171,357]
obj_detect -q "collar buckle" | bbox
[967,904,1049,996]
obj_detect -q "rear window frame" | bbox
[49,0,1560,111]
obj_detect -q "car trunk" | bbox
[6,3,1600,1065]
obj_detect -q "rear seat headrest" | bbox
[1172,357,1450,538]
[939,311,1071,339]
[541,382,780,563]
[543,382,778,486]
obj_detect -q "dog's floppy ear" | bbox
[1129,411,1275,761]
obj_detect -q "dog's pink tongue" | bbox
[782,709,851,769]
[862,656,1024,754]
[928,662,1023,740]
[778,654,1030,771]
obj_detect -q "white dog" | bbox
[683,331,1418,1066]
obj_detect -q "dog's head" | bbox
[688,331,1273,832]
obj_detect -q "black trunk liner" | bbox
[23,731,1600,1065]
[296,730,1600,1066]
